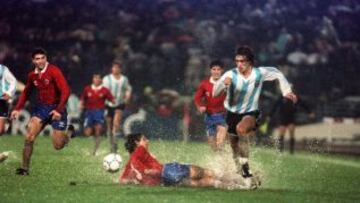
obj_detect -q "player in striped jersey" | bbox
[102,61,132,153]
[0,64,17,163]
[213,46,297,178]
[0,64,17,134]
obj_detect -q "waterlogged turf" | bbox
[1,136,359,203]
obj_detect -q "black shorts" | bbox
[226,110,261,135]
[278,116,295,126]
[105,104,126,118]
[0,100,9,118]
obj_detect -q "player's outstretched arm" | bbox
[213,71,231,97]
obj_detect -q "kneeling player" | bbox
[80,74,114,155]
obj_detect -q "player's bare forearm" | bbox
[284,92,298,103]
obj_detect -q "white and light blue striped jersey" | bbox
[102,74,132,107]
[0,64,17,100]
[213,67,292,114]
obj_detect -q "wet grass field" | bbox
[1,136,359,203]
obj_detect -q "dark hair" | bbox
[31,48,47,59]
[209,60,223,69]
[124,133,143,153]
[235,46,254,65]
[112,60,122,67]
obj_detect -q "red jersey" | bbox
[194,78,226,114]
[120,146,163,186]
[15,63,70,112]
[80,85,114,110]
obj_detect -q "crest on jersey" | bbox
[33,80,38,86]
[44,79,50,85]
[88,93,92,97]
[205,91,210,97]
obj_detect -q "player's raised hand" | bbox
[49,110,61,120]
[10,110,20,120]
[285,92,298,103]
[224,77,232,86]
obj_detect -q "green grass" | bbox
[1,135,359,203]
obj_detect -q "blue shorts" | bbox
[204,113,226,137]
[161,162,190,186]
[32,104,68,130]
[84,109,105,128]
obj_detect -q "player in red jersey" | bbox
[10,48,74,175]
[194,60,227,151]
[119,133,260,189]
[80,74,114,155]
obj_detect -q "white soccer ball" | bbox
[103,153,122,172]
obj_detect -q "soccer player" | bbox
[269,95,314,154]
[80,74,115,155]
[213,46,297,178]
[10,48,74,175]
[119,133,260,190]
[194,60,227,151]
[0,64,17,163]
[102,61,132,153]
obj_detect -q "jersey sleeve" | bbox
[52,67,71,112]
[2,66,17,98]
[124,77,132,100]
[213,70,232,97]
[193,81,205,108]
[260,67,292,96]
[102,75,110,89]
[104,87,114,102]
[80,87,87,103]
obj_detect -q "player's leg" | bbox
[0,117,7,135]
[0,100,9,135]
[0,117,7,162]
[215,125,227,151]
[93,123,103,155]
[288,123,295,154]
[110,109,122,153]
[16,117,43,175]
[235,115,256,177]
[186,165,217,187]
[277,125,286,152]
[207,136,216,151]
[84,127,93,137]
[51,110,74,150]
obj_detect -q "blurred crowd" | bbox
[1,0,360,116]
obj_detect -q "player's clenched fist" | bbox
[224,77,232,86]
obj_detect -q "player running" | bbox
[213,46,297,178]
[103,61,132,153]
[80,74,115,155]
[10,48,75,175]
[194,60,227,151]
[0,64,17,163]
[120,133,260,189]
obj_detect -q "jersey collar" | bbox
[35,62,49,74]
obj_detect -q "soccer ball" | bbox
[103,153,122,172]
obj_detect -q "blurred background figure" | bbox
[103,61,132,153]
[269,92,315,154]
[80,74,114,155]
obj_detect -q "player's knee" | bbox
[236,125,247,136]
